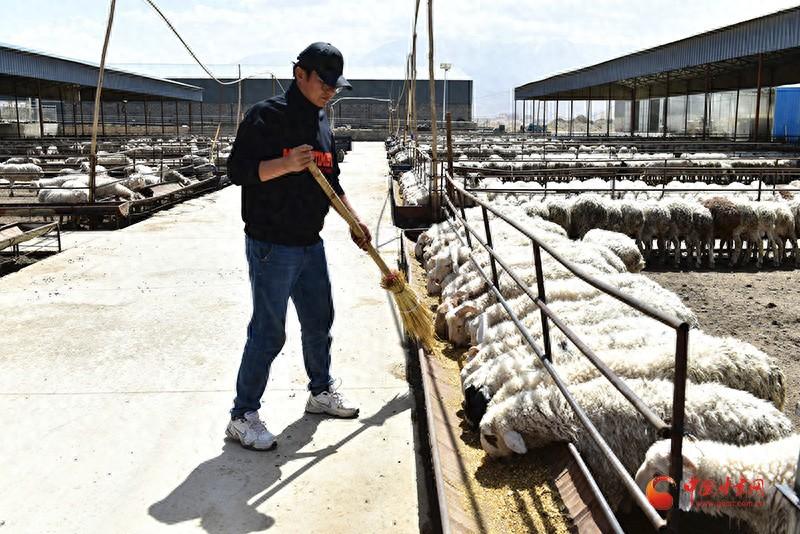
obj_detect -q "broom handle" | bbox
[307,162,392,276]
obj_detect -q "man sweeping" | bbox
[226,42,371,451]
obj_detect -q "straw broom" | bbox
[307,162,437,349]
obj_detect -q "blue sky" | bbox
[1,0,798,116]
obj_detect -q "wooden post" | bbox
[88,0,117,204]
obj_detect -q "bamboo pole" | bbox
[427,0,439,215]
[410,0,421,142]
[88,0,117,203]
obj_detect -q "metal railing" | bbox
[439,171,691,532]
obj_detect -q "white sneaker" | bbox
[305,387,360,419]
[225,411,277,451]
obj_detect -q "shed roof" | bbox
[0,42,203,102]
[515,7,800,101]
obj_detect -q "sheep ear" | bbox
[503,430,527,454]
[456,305,479,318]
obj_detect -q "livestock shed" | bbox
[514,7,800,141]
[171,76,474,134]
[0,42,203,138]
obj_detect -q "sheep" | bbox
[702,196,743,266]
[635,435,800,534]
[689,203,715,268]
[769,202,797,266]
[569,194,609,238]
[479,378,794,509]
[583,229,645,272]
[640,201,672,261]
[37,182,88,204]
[488,329,785,410]
[544,197,571,233]
[0,162,43,182]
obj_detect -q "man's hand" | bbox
[283,144,314,172]
[350,221,371,251]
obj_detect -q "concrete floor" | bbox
[0,142,420,533]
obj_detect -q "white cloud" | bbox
[0,0,797,115]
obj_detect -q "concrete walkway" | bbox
[0,142,419,533]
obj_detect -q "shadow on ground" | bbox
[149,394,410,534]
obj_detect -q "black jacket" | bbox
[228,81,344,246]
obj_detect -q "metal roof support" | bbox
[629,84,636,136]
[587,87,591,137]
[767,68,774,138]
[36,81,44,138]
[607,86,611,137]
[188,101,192,134]
[58,86,65,136]
[79,93,85,136]
[569,99,574,137]
[123,99,128,135]
[663,73,670,137]
[199,101,204,136]
[702,65,710,140]
[144,98,149,135]
[733,84,740,140]
[555,99,559,136]
[175,100,179,137]
[754,53,763,141]
[100,97,106,137]
[683,88,689,135]
[160,97,165,135]
[13,81,21,138]
[71,90,78,137]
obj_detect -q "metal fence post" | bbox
[533,241,552,361]
[668,323,689,533]
[481,206,499,288]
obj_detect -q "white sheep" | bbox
[635,435,800,534]
[583,229,645,272]
[480,378,794,509]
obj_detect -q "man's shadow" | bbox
[149,394,410,534]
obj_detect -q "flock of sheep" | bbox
[413,196,797,531]
[479,180,800,269]
[393,158,800,268]
[0,136,229,203]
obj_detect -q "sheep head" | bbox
[445,303,479,346]
[634,438,700,512]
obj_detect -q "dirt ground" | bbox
[645,267,800,427]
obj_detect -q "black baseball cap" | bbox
[296,42,352,90]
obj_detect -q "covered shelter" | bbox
[514,7,800,140]
[0,42,203,138]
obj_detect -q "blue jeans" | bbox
[231,235,334,418]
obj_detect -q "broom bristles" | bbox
[381,270,440,350]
